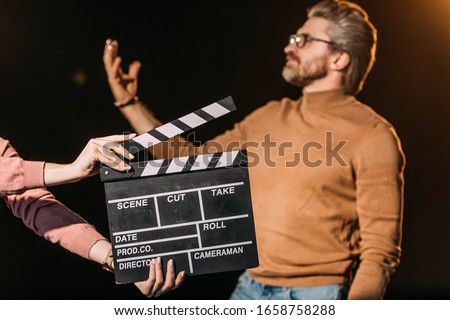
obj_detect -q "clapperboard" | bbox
[100,97,259,284]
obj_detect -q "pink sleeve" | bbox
[44,224,107,259]
[0,137,107,259]
[0,138,45,194]
[5,188,107,258]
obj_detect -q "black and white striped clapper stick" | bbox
[123,96,236,154]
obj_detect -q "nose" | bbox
[284,42,297,55]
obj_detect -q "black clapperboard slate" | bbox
[99,97,258,284]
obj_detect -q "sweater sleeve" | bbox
[5,189,107,258]
[349,122,405,299]
[0,137,106,259]
[0,138,45,193]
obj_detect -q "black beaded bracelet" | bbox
[114,96,140,108]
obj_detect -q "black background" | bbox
[0,0,449,299]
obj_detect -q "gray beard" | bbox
[282,56,329,88]
[281,67,328,88]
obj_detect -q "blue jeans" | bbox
[230,271,349,300]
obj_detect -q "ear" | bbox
[330,52,350,71]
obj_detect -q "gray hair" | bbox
[308,0,377,95]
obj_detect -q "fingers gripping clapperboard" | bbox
[99,97,259,284]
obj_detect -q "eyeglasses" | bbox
[288,33,337,48]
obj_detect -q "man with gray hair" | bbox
[103,0,405,299]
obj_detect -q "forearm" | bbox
[44,162,80,186]
[44,223,108,259]
[6,187,108,259]
[118,102,162,134]
[6,188,87,235]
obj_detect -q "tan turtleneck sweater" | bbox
[150,89,405,299]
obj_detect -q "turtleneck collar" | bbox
[300,88,353,112]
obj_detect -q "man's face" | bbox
[282,17,333,88]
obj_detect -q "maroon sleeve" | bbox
[4,188,88,236]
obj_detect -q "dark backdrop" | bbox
[0,0,448,299]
